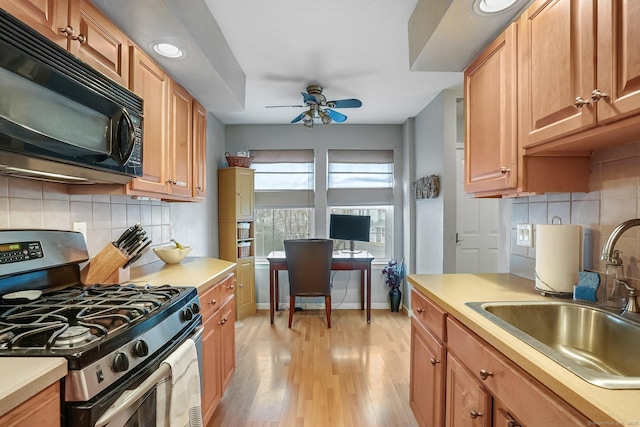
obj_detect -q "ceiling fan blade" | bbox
[325,109,347,123]
[327,98,362,108]
[291,112,305,124]
[301,92,318,104]
[265,104,305,108]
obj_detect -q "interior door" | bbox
[456,149,499,273]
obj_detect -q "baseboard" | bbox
[256,302,396,310]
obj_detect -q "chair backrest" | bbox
[284,239,333,296]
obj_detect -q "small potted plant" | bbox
[382,258,406,312]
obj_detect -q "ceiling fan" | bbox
[266,85,362,127]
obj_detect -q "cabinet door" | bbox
[129,47,169,194]
[464,23,518,194]
[236,168,255,220]
[219,298,236,392]
[168,81,193,197]
[596,0,640,124]
[236,259,256,320]
[201,306,222,425]
[518,0,596,148]
[68,0,129,86]
[0,382,60,427]
[0,0,69,48]
[192,100,207,200]
[445,354,491,427]
[410,319,445,427]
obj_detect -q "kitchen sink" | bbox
[465,300,640,389]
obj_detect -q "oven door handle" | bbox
[94,363,170,427]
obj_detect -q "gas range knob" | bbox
[133,340,149,357]
[182,306,194,321]
[112,352,129,372]
[191,303,200,314]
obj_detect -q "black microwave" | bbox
[0,8,143,184]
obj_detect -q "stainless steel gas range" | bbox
[0,230,202,427]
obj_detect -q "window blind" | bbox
[252,149,315,208]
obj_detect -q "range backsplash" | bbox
[0,176,172,265]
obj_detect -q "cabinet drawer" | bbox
[199,283,221,320]
[219,273,236,303]
[447,318,591,426]
[411,288,447,342]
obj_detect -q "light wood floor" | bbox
[207,309,419,427]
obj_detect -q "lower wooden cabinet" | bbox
[445,354,491,427]
[410,317,445,427]
[200,273,236,425]
[0,382,60,427]
[236,258,256,320]
[410,288,592,427]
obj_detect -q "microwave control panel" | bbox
[0,241,44,264]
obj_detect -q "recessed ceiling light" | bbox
[152,42,185,59]
[474,0,518,14]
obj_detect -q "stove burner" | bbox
[54,325,92,348]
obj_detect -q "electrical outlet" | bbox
[516,224,533,247]
[73,222,87,242]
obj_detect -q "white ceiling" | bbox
[91,0,531,126]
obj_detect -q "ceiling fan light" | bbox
[303,121,313,128]
[318,110,332,125]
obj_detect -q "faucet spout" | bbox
[601,219,640,264]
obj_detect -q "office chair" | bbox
[283,238,333,328]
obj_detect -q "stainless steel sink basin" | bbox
[466,301,640,389]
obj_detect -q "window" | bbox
[253,150,314,257]
[328,149,394,259]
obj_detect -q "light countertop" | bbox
[0,357,66,416]
[408,273,640,425]
[0,257,235,417]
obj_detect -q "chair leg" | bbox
[288,295,295,328]
[325,295,331,328]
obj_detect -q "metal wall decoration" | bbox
[412,175,440,199]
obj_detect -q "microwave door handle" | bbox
[114,108,135,165]
[94,363,170,427]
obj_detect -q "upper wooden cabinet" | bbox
[0,0,69,48]
[192,101,207,200]
[464,22,590,197]
[129,46,169,195]
[219,168,255,221]
[1,0,128,85]
[464,23,518,195]
[67,0,129,86]
[519,0,640,154]
[166,81,194,198]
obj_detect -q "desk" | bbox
[266,251,375,324]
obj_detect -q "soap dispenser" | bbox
[601,250,628,309]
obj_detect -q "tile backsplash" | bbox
[510,140,640,287]
[0,176,172,266]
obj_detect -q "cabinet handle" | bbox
[72,33,86,44]
[591,89,609,102]
[228,285,235,290]
[574,96,590,108]
[479,369,493,380]
[469,410,483,419]
[208,300,217,305]
[59,25,74,36]
[416,307,424,314]
[500,167,511,174]
[165,179,177,184]
[429,357,440,366]
[196,186,203,191]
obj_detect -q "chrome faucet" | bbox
[601,218,640,264]
[601,219,640,317]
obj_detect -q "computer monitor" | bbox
[329,214,371,253]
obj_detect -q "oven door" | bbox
[67,325,203,427]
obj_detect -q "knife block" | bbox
[80,243,129,285]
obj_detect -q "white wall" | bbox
[225,124,404,309]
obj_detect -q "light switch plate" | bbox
[516,224,533,247]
